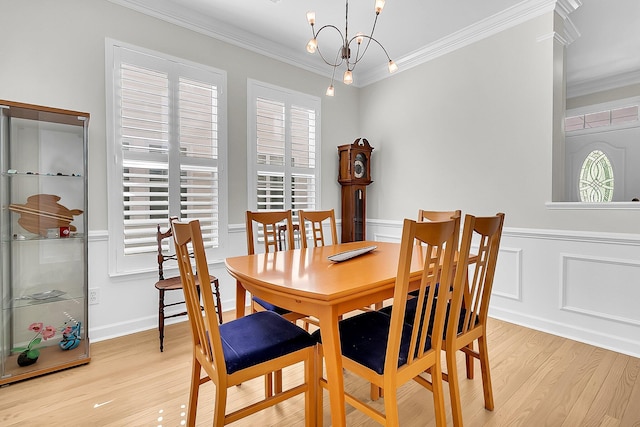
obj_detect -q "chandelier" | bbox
[305,0,398,96]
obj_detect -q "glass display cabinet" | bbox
[0,100,90,385]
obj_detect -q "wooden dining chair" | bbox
[370,209,463,398]
[154,219,222,352]
[418,209,462,223]
[298,209,338,248]
[443,212,505,426]
[172,219,317,427]
[245,210,308,322]
[313,217,460,426]
[245,209,312,396]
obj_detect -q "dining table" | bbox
[225,240,431,427]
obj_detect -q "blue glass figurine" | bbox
[59,321,81,350]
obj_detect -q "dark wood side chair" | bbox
[155,220,223,352]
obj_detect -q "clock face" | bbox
[354,159,365,179]
[353,153,366,179]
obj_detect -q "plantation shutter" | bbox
[109,42,226,275]
[251,83,320,217]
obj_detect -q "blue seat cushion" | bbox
[252,296,292,315]
[312,310,431,375]
[380,298,472,338]
[219,311,315,374]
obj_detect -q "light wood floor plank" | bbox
[580,353,632,427]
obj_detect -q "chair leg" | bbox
[478,335,495,411]
[431,360,448,427]
[465,342,475,379]
[274,369,283,394]
[213,378,228,427]
[305,347,316,427]
[370,383,382,401]
[383,385,400,427]
[316,344,324,427]
[213,279,223,324]
[158,289,166,352]
[187,359,203,427]
[446,346,464,427]
[265,372,274,398]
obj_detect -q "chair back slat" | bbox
[246,210,295,254]
[172,220,224,379]
[385,217,459,372]
[298,209,338,248]
[417,209,462,223]
[451,213,505,337]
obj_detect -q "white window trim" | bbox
[549,96,640,210]
[105,38,228,276]
[246,79,322,212]
[565,96,640,136]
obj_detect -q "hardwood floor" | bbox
[1,314,639,426]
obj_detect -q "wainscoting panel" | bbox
[561,254,640,326]
[491,246,523,301]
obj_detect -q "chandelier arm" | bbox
[329,48,341,86]
[361,14,379,60]
[311,24,348,67]
[348,35,392,70]
[315,45,346,68]
[313,24,345,42]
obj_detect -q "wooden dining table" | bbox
[225,240,430,427]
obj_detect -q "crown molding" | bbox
[356,0,559,86]
[567,69,640,99]
[106,0,333,79]
[107,0,571,88]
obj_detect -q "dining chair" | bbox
[172,219,317,427]
[370,209,462,399]
[443,212,505,426]
[418,209,462,223]
[313,217,460,426]
[245,210,308,322]
[154,218,222,352]
[245,209,312,396]
[298,209,338,248]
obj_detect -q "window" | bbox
[106,40,227,275]
[579,150,614,202]
[247,80,321,216]
[564,97,640,203]
[565,105,638,131]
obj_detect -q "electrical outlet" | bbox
[89,288,99,305]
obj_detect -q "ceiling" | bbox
[110,0,640,95]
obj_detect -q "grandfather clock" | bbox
[338,138,374,243]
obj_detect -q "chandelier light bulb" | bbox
[343,70,353,85]
[306,11,316,25]
[375,0,386,14]
[356,32,364,45]
[326,85,335,96]
[306,38,318,54]
[388,60,398,73]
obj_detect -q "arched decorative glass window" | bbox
[579,150,614,202]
